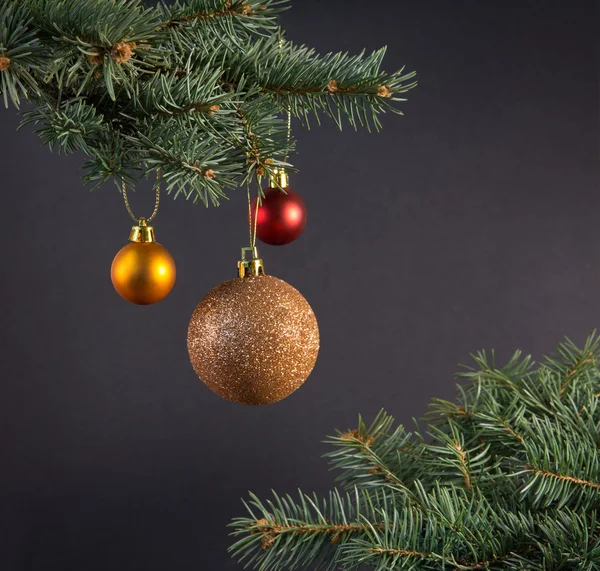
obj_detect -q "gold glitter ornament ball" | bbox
[187,275,320,405]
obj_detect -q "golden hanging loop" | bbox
[283,107,292,166]
[246,182,260,250]
[121,169,161,224]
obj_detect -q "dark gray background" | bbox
[0,0,598,569]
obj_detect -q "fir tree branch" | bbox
[491,416,525,444]
[325,411,425,504]
[543,333,599,396]
[560,350,595,395]
[0,2,46,107]
[1,0,415,198]
[336,430,406,489]
[249,519,384,550]
[230,490,404,570]
[453,440,473,489]
[159,0,287,34]
[232,334,600,570]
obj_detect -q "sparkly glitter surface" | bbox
[187,275,320,406]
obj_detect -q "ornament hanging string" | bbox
[284,107,292,165]
[244,35,293,251]
[245,108,293,250]
[246,183,259,250]
[280,35,293,166]
[122,169,161,223]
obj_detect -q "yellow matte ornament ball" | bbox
[187,250,320,406]
[111,219,176,305]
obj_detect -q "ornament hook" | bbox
[129,217,156,243]
[238,247,264,278]
[269,168,289,190]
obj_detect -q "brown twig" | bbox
[367,547,429,559]
[340,430,408,489]
[160,1,254,30]
[452,440,472,489]
[153,103,220,117]
[526,466,600,490]
[251,519,384,550]
[235,105,265,175]
[498,418,525,444]
[560,351,594,395]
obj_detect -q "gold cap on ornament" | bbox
[238,247,264,278]
[269,168,289,189]
[129,218,156,243]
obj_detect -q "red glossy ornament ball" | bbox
[252,187,307,245]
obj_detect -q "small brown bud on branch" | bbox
[87,52,104,65]
[377,85,392,98]
[0,55,12,71]
[326,80,339,93]
[111,41,137,64]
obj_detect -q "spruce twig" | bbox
[231,334,600,570]
[0,0,416,202]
